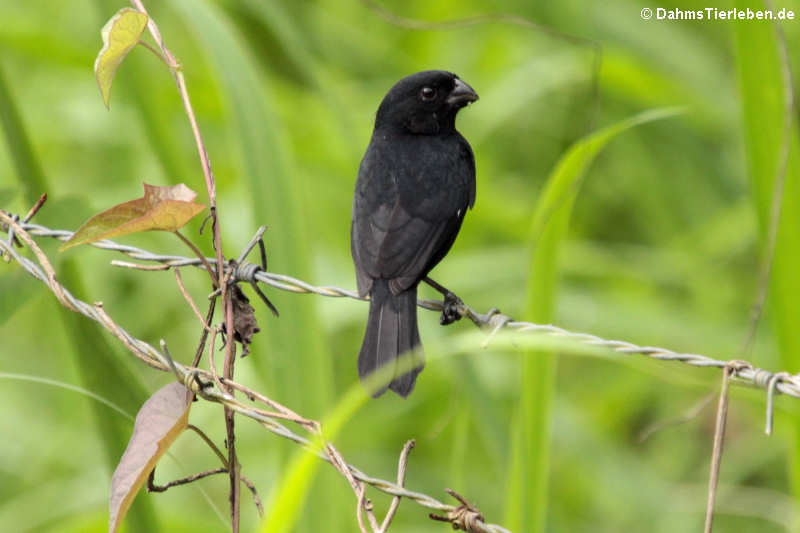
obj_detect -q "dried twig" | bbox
[637,391,716,443]
[191,298,217,368]
[240,475,264,518]
[379,440,415,533]
[174,268,214,333]
[148,467,227,492]
[22,193,47,223]
[703,362,743,533]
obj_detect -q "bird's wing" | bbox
[352,135,474,296]
[376,203,466,294]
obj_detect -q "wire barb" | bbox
[5,217,800,405]
[429,489,486,532]
[765,372,789,436]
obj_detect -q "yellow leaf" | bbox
[60,183,206,251]
[94,8,149,109]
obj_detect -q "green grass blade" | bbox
[259,385,368,533]
[0,64,47,200]
[733,0,800,502]
[506,107,682,532]
[0,372,133,420]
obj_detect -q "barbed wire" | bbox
[10,219,800,408]
[5,213,800,530]
[0,211,509,533]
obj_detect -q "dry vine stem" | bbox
[126,0,244,527]
[703,362,740,533]
[0,210,509,533]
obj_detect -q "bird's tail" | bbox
[358,279,424,397]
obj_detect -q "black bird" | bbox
[351,70,478,397]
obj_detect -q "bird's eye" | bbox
[420,86,437,101]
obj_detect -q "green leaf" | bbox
[60,183,205,251]
[505,108,681,532]
[94,8,149,109]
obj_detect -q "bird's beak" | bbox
[446,78,479,107]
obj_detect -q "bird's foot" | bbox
[440,291,464,326]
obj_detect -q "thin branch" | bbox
[188,424,229,467]
[1,213,74,311]
[22,193,47,223]
[241,475,264,518]
[93,302,164,370]
[192,298,217,367]
[175,268,214,333]
[186,423,264,517]
[207,326,226,393]
[704,363,739,533]
[637,391,716,443]
[222,287,241,533]
[137,39,171,67]
[326,443,380,532]
[379,440,415,533]
[354,484,372,533]
[174,230,217,288]
[148,467,227,492]
[220,377,318,432]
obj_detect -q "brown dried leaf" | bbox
[60,183,205,251]
[231,284,260,357]
[109,383,192,533]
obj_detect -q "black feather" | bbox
[351,70,478,398]
[358,280,423,397]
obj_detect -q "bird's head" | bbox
[374,70,478,135]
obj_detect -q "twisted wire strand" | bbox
[12,220,800,401]
[0,218,509,533]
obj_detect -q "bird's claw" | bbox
[440,291,463,326]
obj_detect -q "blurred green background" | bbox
[2,0,800,532]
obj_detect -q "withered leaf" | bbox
[231,284,260,357]
[109,382,191,533]
[60,183,205,251]
[95,8,149,109]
